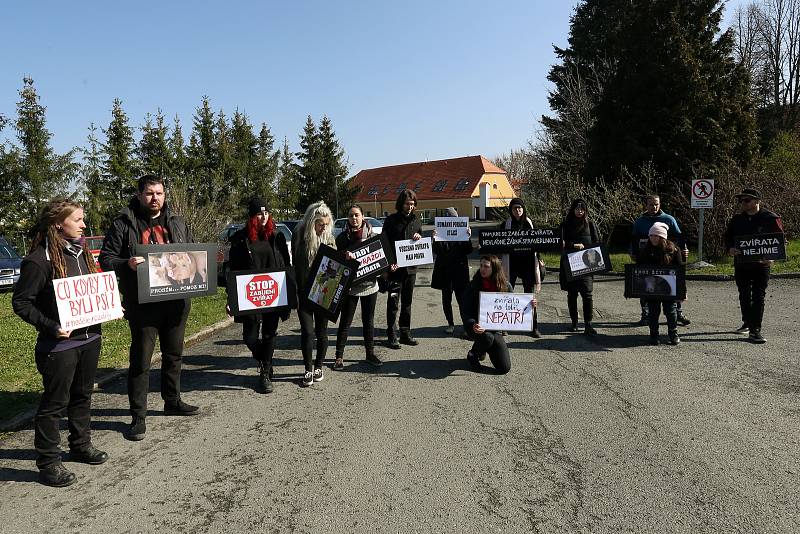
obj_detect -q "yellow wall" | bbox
[362,198,474,220]
[471,172,516,201]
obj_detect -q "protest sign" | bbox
[304,244,358,320]
[735,233,786,262]
[478,228,561,253]
[563,244,612,281]
[478,292,535,332]
[136,243,218,303]
[348,235,390,282]
[624,264,686,301]
[394,237,434,267]
[226,269,297,316]
[434,217,470,241]
[53,271,124,330]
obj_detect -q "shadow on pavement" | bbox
[0,467,39,483]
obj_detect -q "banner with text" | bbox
[348,235,390,282]
[394,237,434,267]
[478,292,535,332]
[735,233,786,262]
[227,269,296,316]
[478,228,561,253]
[53,271,124,330]
[434,217,470,241]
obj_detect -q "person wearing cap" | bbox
[559,198,601,336]
[636,221,684,345]
[498,197,541,337]
[431,207,473,336]
[226,198,291,392]
[724,188,784,344]
[99,174,199,442]
[630,194,691,327]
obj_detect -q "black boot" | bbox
[259,361,273,393]
[39,462,77,487]
[399,330,419,346]
[584,323,597,336]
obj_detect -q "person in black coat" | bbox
[431,207,472,335]
[227,198,291,393]
[559,199,600,336]
[12,199,108,487]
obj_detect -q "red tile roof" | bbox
[350,155,508,202]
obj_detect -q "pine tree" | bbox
[187,96,217,205]
[276,137,300,219]
[101,98,137,208]
[229,109,258,212]
[214,110,235,212]
[137,109,171,177]
[81,123,105,234]
[253,122,279,211]
[295,115,320,211]
[169,115,188,183]
[317,115,351,217]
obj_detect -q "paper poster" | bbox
[53,271,124,330]
[394,237,434,267]
[477,292,535,332]
[434,217,470,241]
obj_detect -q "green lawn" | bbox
[0,291,229,424]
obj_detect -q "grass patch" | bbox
[0,291,229,424]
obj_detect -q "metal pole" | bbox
[698,208,704,262]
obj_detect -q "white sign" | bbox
[235,271,289,312]
[394,237,434,267]
[434,217,470,241]
[691,179,714,208]
[478,292,535,332]
[53,272,124,330]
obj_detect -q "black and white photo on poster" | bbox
[347,235,390,282]
[304,244,358,320]
[136,243,218,303]
[563,243,612,280]
[624,264,686,301]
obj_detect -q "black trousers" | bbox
[440,277,468,327]
[298,301,328,371]
[34,338,101,468]
[566,277,593,325]
[735,262,770,331]
[127,300,190,418]
[508,265,539,329]
[336,291,377,358]
[641,298,684,318]
[646,300,677,336]
[387,269,416,335]
[242,313,280,364]
[470,332,511,374]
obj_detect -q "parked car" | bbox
[217,222,292,283]
[84,235,105,270]
[280,220,300,233]
[0,237,22,290]
[332,217,384,237]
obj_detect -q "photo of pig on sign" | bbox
[478,292,535,332]
[53,271,124,330]
[433,217,470,241]
[394,237,434,267]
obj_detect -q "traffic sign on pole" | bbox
[691,179,714,208]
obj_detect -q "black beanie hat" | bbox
[509,197,525,213]
[247,197,270,217]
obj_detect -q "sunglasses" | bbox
[738,197,754,204]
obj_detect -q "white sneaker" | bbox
[313,368,324,383]
[302,371,314,387]
[444,325,454,335]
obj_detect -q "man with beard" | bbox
[100,175,199,442]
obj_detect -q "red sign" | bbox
[245,274,280,307]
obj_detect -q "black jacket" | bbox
[460,276,513,333]
[382,211,423,274]
[558,220,600,289]
[99,198,191,308]
[13,241,101,348]
[431,239,472,290]
[636,241,684,267]
[724,208,783,263]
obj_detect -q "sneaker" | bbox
[39,462,76,487]
[444,325,454,335]
[333,357,344,370]
[649,335,660,346]
[749,330,766,344]
[387,337,401,350]
[126,416,146,441]
[584,325,597,336]
[313,367,324,383]
[302,371,314,387]
[365,353,383,367]
[466,350,481,370]
[164,399,200,416]
[69,445,109,465]
[668,332,680,345]
[259,363,273,394]
[399,332,419,346]
[531,328,542,338]
[735,323,750,334]
[677,314,691,326]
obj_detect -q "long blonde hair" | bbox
[29,199,98,279]
[298,200,335,264]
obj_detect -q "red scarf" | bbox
[481,277,497,292]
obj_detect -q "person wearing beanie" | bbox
[227,197,291,393]
[636,221,684,345]
[630,194,691,327]
[431,207,472,335]
[558,199,601,336]
[498,197,542,337]
[723,188,784,344]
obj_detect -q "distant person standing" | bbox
[431,207,472,335]
[13,200,108,487]
[382,189,423,348]
[559,199,600,336]
[100,175,199,443]
[630,194,691,327]
[724,188,784,344]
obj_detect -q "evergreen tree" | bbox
[101,98,137,208]
[295,115,320,210]
[253,122,279,210]
[229,109,258,212]
[317,115,351,217]
[81,123,105,234]
[137,109,171,177]
[276,137,300,219]
[169,115,188,183]
[187,96,217,205]
[214,110,235,211]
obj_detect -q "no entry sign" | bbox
[691,179,714,208]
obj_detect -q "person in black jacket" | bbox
[227,198,291,393]
[382,189,423,348]
[99,175,199,443]
[559,199,600,336]
[431,207,472,335]
[724,188,784,344]
[12,200,109,487]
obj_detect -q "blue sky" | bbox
[2,0,745,176]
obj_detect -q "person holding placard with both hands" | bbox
[12,200,108,487]
[431,207,472,336]
[559,198,601,336]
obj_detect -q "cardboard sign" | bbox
[136,243,218,303]
[348,235,390,282]
[394,237,434,267]
[53,271,124,330]
[226,269,297,316]
[478,228,561,253]
[304,244,359,321]
[624,264,687,301]
[434,217,470,241]
[563,244,612,281]
[735,233,786,262]
[478,292,535,332]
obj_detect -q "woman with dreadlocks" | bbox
[12,199,108,487]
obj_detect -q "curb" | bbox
[544,266,800,281]
[0,317,235,433]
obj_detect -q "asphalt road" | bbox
[1,269,799,533]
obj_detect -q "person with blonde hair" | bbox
[292,201,336,386]
[13,199,108,487]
